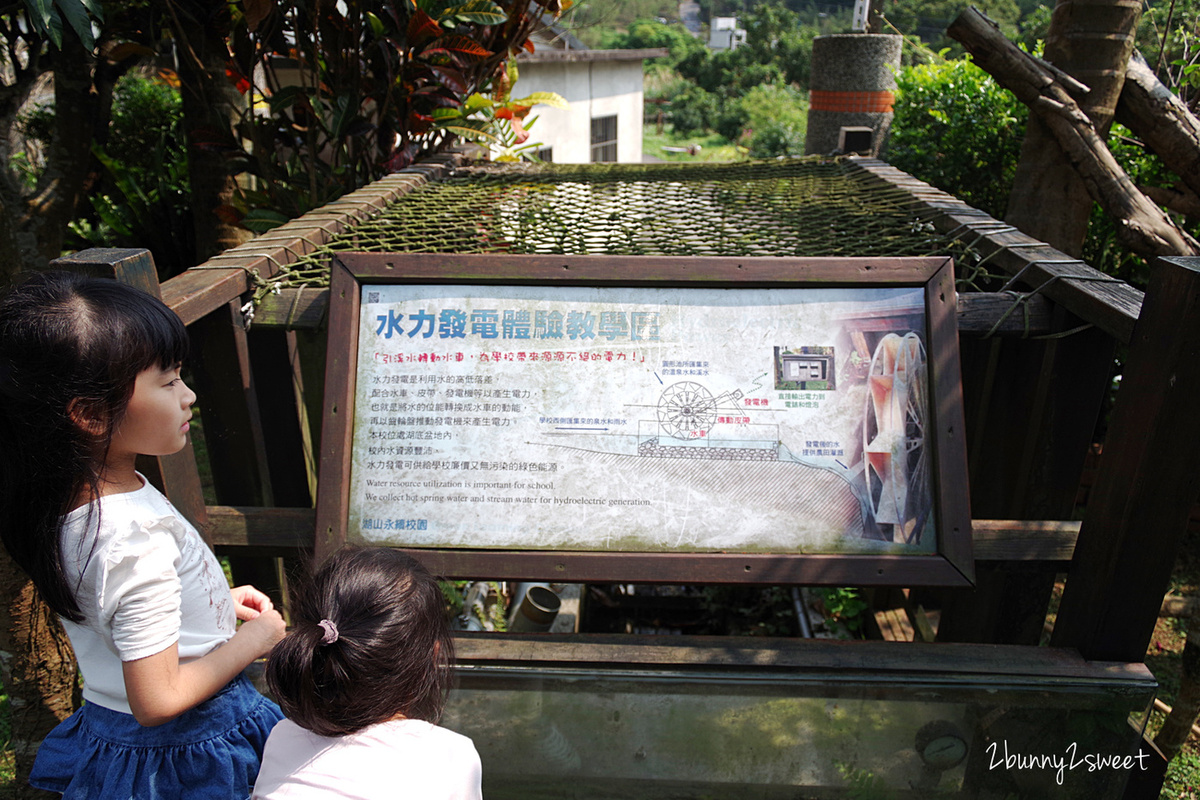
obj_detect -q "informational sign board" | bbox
[315,254,972,586]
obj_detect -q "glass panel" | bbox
[442,660,1154,799]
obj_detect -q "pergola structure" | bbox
[57,153,1198,798]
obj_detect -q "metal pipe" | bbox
[792,587,813,638]
[510,585,562,632]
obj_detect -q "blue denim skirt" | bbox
[30,673,283,799]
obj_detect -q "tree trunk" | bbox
[0,27,105,280]
[0,549,77,799]
[171,0,250,266]
[1156,612,1200,760]
[1003,0,1142,255]
[948,8,1199,258]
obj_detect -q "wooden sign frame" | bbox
[315,253,973,586]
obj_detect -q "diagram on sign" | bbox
[537,335,931,545]
[348,283,938,554]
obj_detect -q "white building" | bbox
[512,47,666,164]
[708,17,746,50]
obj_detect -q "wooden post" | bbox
[1052,257,1200,661]
[246,329,314,508]
[188,300,274,508]
[188,300,298,605]
[50,249,209,535]
[935,305,1115,644]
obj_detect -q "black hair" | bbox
[267,548,455,737]
[0,271,189,621]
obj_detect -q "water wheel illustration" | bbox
[657,381,718,440]
[862,332,930,543]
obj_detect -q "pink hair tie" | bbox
[317,619,339,645]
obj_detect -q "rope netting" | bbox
[252,157,1000,305]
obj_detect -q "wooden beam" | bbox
[1052,256,1200,661]
[160,266,252,327]
[851,159,1144,344]
[970,520,1078,561]
[451,632,1155,684]
[250,286,1056,335]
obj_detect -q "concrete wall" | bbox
[512,59,646,164]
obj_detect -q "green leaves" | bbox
[444,1,506,25]
[23,0,103,50]
[510,91,569,109]
[890,58,1027,221]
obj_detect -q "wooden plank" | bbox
[873,609,914,641]
[49,249,210,535]
[291,329,327,501]
[159,266,252,326]
[313,258,361,561]
[1052,257,1200,662]
[928,259,973,582]
[206,506,316,553]
[250,287,1055,335]
[956,292,1053,335]
[849,158,1144,343]
[970,520,1078,561]
[452,632,1156,684]
[332,252,953,285]
[372,550,977,586]
[253,286,330,329]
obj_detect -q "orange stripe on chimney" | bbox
[809,90,895,113]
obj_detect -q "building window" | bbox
[590,115,618,163]
[535,146,554,163]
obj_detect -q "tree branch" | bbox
[948,6,1200,258]
[1141,184,1200,220]
[1116,50,1200,202]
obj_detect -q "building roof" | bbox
[517,47,669,64]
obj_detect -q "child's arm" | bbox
[122,607,285,727]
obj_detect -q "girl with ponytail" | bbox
[254,548,481,799]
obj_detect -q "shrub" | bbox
[669,84,722,135]
[734,83,809,158]
[889,57,1027,220]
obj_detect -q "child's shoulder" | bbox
[67,477,196,556]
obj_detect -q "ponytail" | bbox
[266,548,453,736]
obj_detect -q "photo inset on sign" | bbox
[347,284,935,553]
[774,346,836,390]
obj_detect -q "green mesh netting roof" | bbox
[269,157,991,297]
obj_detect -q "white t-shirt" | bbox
[253,718,483,800]
[59,475,235,714]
